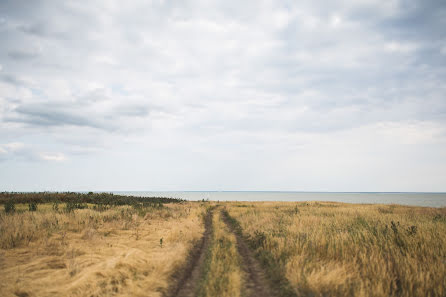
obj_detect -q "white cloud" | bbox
[92,54,118,66]
[272,10,292,29]
[4,142,25,151]
[330,14,342,28]
[40,152,66,162]
[385,41,419,53]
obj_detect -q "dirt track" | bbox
[221,210,274,297]
[166,209,214,297]
[166,207,275,297]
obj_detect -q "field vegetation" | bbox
[1,193,445,297]
[0,192,204,297]
[225,202,446,297]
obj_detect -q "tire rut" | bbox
[165,208,214,297]
[221,210,275,297]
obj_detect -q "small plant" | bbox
[61,231,67,245]
[28,202,38,211]
[133,227,140,240]
[390,221,399,234]
[406,225,417,236]
[4,201,15,213]
[250,230,266,249]
[294,205,300,214]
[433,214,446,223]
[65,202,75,213]
[52,201,59,211]
[160,237,163,248]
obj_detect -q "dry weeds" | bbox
[2,200,445,297]
[227,202,446,297]
[0,203,205,297]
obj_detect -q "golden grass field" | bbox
[225,202,446,297]
[0,202,205,297]
[1,196,445,297]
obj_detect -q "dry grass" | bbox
[227,202,446,297]
[2,200,445,297]
[0,202,205,297]
[197,210,243,297]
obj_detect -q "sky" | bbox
[0,0,446,192]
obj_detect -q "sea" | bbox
[113,191,446,208]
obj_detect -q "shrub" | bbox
[250,230,267,249]
[294,205,300,214]
[65,200,88,213]
[406,225,417,236]
[28,202,38,211]
[4,201,15,213]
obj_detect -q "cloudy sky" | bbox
[1,0,445,192]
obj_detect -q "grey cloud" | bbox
[17,22,72,40]
[8,49,39,60]
[17,22,48,37]
[377,1,446,40]
[4,99,155,131]
[115,104,151,117]
[0,73,27,86]
[10,104,103,129]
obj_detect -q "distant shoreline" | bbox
[114,191,446,208]
[2,191,445,207]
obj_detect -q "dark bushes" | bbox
[28,202,37,211]
[4,201,15,213]
[0,192,184,208]
[65,200,88,213]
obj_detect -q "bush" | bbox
[28,202,38,211]
[4,201,15,213]
[0,192,184,206]
[65,200,88,213]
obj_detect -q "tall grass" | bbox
[0,201,205,297]
[227,202,446,297]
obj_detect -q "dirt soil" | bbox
[165,209,214,297]
[166,207,276,297]
[221,210,274,297]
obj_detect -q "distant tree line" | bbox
[0,192,184,206]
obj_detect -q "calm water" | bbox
[114,191,446,208]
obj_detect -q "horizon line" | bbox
[4,190,445,194]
